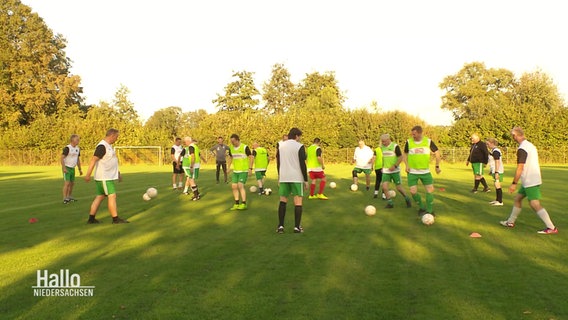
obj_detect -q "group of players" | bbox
[60,125,557,234]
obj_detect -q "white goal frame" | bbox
[114,146,163,166]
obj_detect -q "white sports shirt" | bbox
[353,145,374,169]
[518,140,542,188]
[94,140,119,181]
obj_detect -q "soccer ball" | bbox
[350,184,358,191]
[264,188,272,195]
[250,186,258,193]
[146,187,158,198]
[422,213,435,225]
[142,193,151,201]
[364,205,376,216]
[329,182,337,189]
[388,190,397,198]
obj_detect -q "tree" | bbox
[0,0,83,127]
[262,63,295,114]
[145,106,183,138]
[213,70,260,112]
[295,71,345,111]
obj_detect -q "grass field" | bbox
[0,163,566,320]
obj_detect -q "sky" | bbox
[23,0,568,126]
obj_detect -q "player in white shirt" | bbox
[84,129,128,224]
[61,134,82,204]
[500,127,557,234]
[486,138,505,206]
[171,137,184,190]
[352,140,374,190]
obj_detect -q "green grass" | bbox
[0,164,566,320]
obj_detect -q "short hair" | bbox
[512,126,524,137]
[313,138,321,143]
[175,137,182,141]
[487,138,498,146]
[217,136,223,140]
[288,128,302,140]
[106,128,119,136]
[380,134,390,141]
[69,134,79,141]
[230,134,240,141]
[183,136,192,143]
[411,126,423,133]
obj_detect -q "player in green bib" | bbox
[307,138,328,200]
[252,142,269,195]
[380,134,412,209]
[403,126,441,216]
[227,134,254,210]
[178,137,202,201]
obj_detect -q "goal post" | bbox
[114,146,163,166]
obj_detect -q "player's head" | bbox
[471,133,480,143]
[380,134,391,146]
[486,138,498,148]
[252,142,259,149]
[69,134,80,146]
[288,128,302,141]
[105,128,119,144]
[511,127,525,143]
[175,137,182,145]
[411,126,423,141]
[183,136,192,146]
[230,134,240,146]
[217,136,224,144]
[358,139,365,148]
[313,138,321,145]
[282,134,288,141]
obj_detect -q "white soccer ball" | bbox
[250,186,258,193]
[146,187,158,198]
[350,184,358,191]
[422,213,435,225]
[329,182,337,189]
[264,188,272,195]
[365,205,376,216]
[388,190,397,198]
[142,193,151,201]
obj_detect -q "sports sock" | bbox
[172,184,176,188]
[319,181,326,194]
[242,201,246,205]
[294,205,302,228]
[183,187,189,193]
[473,179,480,190]
[412,193,424,209]
[480,177,488,189]
[178,182,183,188]
[536,208,555,229]
[310,184,316,196]
[235,200,240,205]
[426,192,434,213]
[374,190,379,195]
[191,185,198,197]
[508,206,522,223]
[112,216,119,222]
[496,188,503,203]
[278,201,286,226]
[259,186,264,193]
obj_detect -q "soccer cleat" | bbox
[87,218,100,224]
[405,199,412,208]
[183,191,190,195]
[308,195,317,200]
[317,194,328,200]
[230,204,240,211]
[192,195,201,201]
[258,191,264,196]
[366,186,370,191]
[294,226,304,233]
[482,188,491,193]
[112,217,129,224]
[237,203,247,210]
[499,221,515,228]
[384,203,394,209]
[490,202,503,206]
[537,227,558,234]
[417,208,427,216]
[276,226,284,234]
[373,194,378,199]
[69,197,77,202]
[470,189,478,194]
[63,199,70,204]
[489,200,498,204]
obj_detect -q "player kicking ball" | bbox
[306,138,328,200]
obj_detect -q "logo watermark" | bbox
[32,269,95,297]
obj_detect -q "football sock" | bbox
[473,180,480,190]
[412,193,424,209]
[172,184,176,188]
[183,187,189,193]
[480,177,488,189]
[242,201,246,205]
[294,205,302,228]
[319,181,326,194]
[496,188,503,202]
[374,190,379,195]
[278,201,286,226]
[191,185,198,197]
[508,206,522,223]
[536,208,555,229]
[88,215,96,222]
[310,184,315,196]
[112,216,119,222]
[235,200,240,205]
[178,182,183,188]
[426,192,434,213]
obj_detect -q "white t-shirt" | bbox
[63,144,80,168]
[171,144,183,162]
[353,146,373,169]
[94,140,119,181]
[518,140,541,187]
[278,140,305,183]
[488,148,504,174]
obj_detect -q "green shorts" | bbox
[279,182,304,197]
[491,172,504,183]
[63,167,75,182]
[353,167,372,175]
[183,167,199,179]
[382,172,402,185]
[255,170,266,180]
[407,173,434,187]
[95,180,116,196]
[518,185,542,201]
[471,163,483,176]
[232,172,248,184]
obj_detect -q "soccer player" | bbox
[352,139,374,191]
[403,126,441,216]
[500,127,557,234]
[252,142,269,195]
[178,137,201,201]
[210,137,230,184]
[84,128,128,224]
[466,133,490,193]
[276,128,308,234]
[227,134,254,210]
[171,137,184,190]
[380,134,412,209]
[372,141,383,199]
[306,138,328,200]
[61,134,82,204]
[486,138,504,206]
[276,134,288,150]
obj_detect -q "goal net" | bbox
[114,146,163,165]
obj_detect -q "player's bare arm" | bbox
[509,163,524,194]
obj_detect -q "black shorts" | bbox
[216,160,227,165]
[172,161,183,174]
